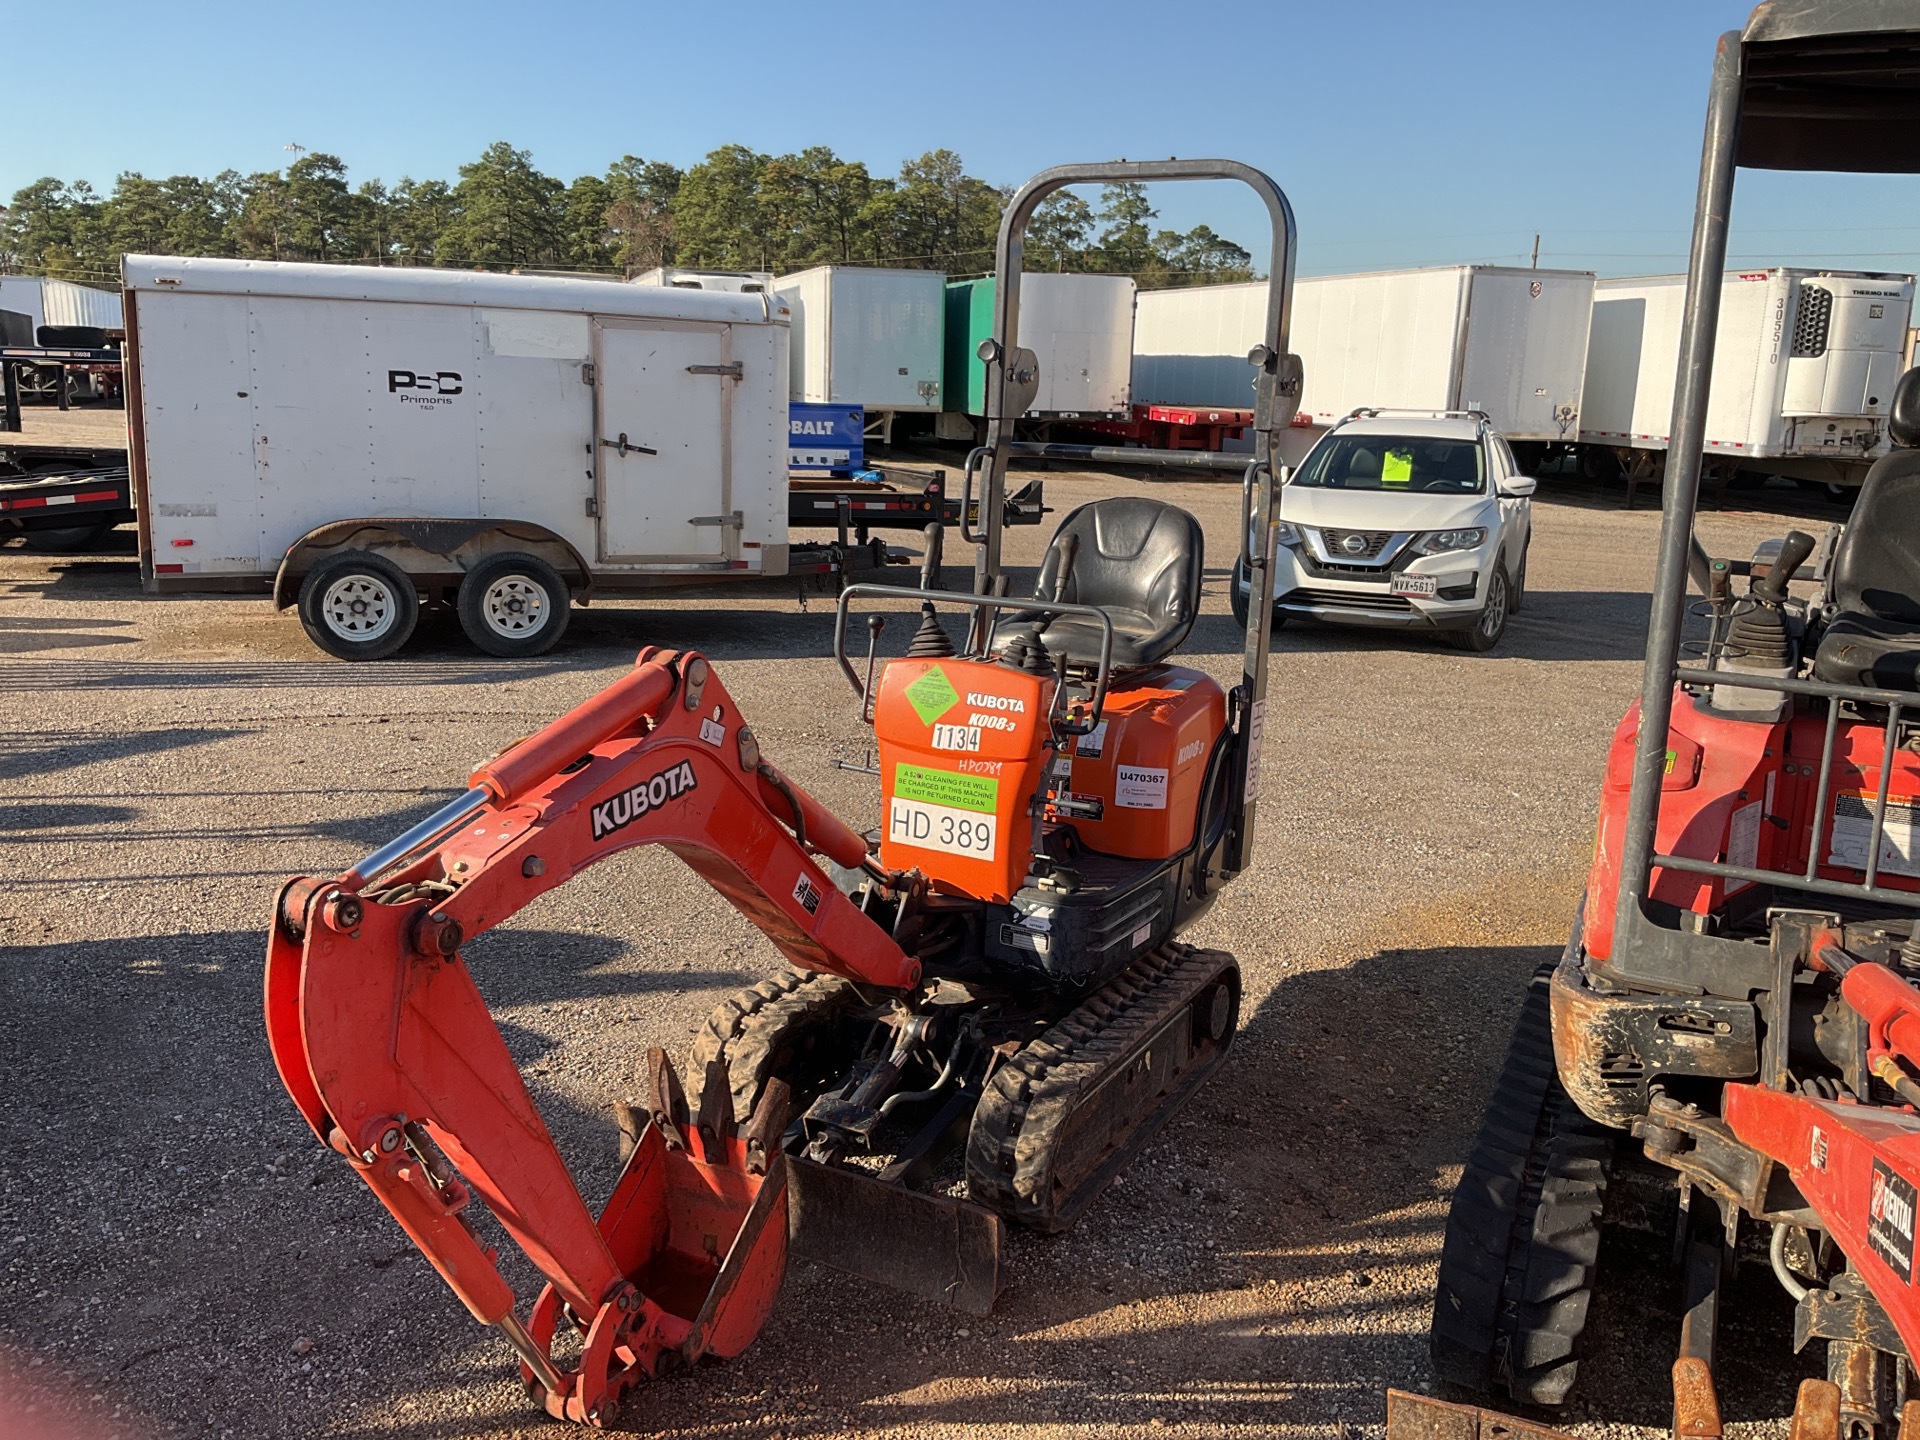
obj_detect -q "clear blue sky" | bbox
[10,0,1920,281]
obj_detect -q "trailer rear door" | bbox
[595,320,732,562]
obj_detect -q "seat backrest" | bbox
[1832,368,1920,623]
[1344,447,1382,487]
[1032,497,1204,662]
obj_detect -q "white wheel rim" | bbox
[481,575,549,638]
[321,574,399,642]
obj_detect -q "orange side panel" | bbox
[873,657,1053,904]
[1062,668,1225,860]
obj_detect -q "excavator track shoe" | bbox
[1432,960,1614,1407]
[967,942,1241,1232]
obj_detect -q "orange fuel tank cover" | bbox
[1061,667,1226,860]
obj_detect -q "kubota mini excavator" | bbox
[265,160,1303,1427]
[1403,8,1920,1440]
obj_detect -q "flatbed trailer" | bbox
[1081,402,1257,451]
[0,343,124,424]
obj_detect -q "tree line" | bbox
[0,142,1256,290]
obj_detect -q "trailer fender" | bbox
[272,519,593,611]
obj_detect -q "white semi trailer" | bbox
[774,266,946,441]
[1577,268,1915,490]
[122,255,842,661]
[1134,265,1596,446]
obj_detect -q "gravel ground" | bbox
[0,469,1855,1440]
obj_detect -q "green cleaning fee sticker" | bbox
[902,665,961,725]
[895,763,998,813]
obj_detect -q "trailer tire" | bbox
[457,552,571,658]
[297,551,419,661]
[19,521,114,553]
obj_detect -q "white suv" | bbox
[1232,410,1535,652]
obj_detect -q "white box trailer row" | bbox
[122,256,840,660]
[1133,265,1598,444]
[0,275,124,333]
[1132,265,1916,483]
[1578,268,1915,487]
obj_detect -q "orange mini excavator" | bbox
[265,161,1304,1426]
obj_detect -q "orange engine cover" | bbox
[1061,667,1226,859]
[873,657,1056,903]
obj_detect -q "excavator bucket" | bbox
[522,1054,792,1424]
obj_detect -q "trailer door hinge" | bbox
[581,362,596,386]
[690,512,744,529]
[686,362,743,379]
[585,496,600,517]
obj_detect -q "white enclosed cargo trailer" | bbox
[775,266,945,437]
[630,267,774,293]
[1578,268,1915,488]
[1133,266,1595,443]
[122,255,802,659]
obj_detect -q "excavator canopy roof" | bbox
[1738,0,1920,172]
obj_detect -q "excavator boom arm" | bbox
[264,650,918,1424]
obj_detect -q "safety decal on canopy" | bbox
[903,666,961,726]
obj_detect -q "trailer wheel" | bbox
[457,552,571,658]
[19,521,114,553]
[297,551,419,661]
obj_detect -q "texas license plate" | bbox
[1391,574,1438,597]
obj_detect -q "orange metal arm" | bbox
[264,650,916,1426]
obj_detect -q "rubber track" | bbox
[688,969,862,1120]
[967,943,1237,1234]
[1430,961,1614,1407]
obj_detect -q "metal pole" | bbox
[973,160,1297,595]
[1613,31,1744,952]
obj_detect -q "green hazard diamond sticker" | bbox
[902,665,960,726]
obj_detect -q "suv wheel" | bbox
[1229,558,1286,631]
[1449,566,1511,653]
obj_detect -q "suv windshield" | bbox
[1291,434,1485,494]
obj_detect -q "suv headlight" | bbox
[1274,520,1302,546]
[1412,527,1487,556]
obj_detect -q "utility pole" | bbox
[1531,233,1540,268]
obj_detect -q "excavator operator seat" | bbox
[1812,367,1920,691]
[997,497,1204,669]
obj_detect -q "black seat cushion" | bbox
[992,497,1203,668]
[1811,440,1920,690]
[1813,610,1920,690]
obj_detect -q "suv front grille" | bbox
[1281,587,1415,612]
[1315,528,1394,560]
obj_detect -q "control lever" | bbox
[1752,529,1817,606]
[859,615,885,724]
[1050,532,1079,603]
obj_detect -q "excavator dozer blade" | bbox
[1384,1390,1579,1440]
[787,1156,1003,1316]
